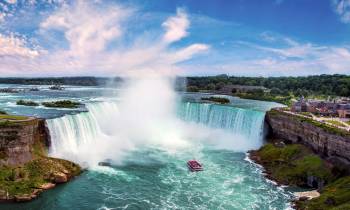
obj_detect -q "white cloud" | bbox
[41,1,129,56]
[0,1,209,77]
[183,36,350,76]
[332,0,350,23]
[162,8,190,43]
[0,34,39,58]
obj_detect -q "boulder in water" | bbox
[40,183,56,190]
[53,172,68,183]
[294,190,320,201]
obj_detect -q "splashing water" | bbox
[47,77,266,167]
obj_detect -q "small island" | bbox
[16,100,39,107]
[42,100,81,108]
[16,100,82,109]
[201,97,230,104]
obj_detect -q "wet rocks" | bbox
[294,190,320,201]
[53,172,68,183]
[40,183,56,190]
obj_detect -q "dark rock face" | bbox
[0,118,50,166]
[265,110,350,173]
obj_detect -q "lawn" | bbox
[325,120,346,127]
[0,115,28,121]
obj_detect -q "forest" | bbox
[184,74,350,97]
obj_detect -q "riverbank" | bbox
[0,114,81,202]
[249,142,350,209]
[253,108,350,209]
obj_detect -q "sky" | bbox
[0,0,350,77]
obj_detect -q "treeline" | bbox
[185,74,350,97]
[0,77,122,86]
[1,75,350,97]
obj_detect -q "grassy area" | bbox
[296,176,350,210]
[269,109,350,138]
[0,131,81,199]
[201,97,230,104]
[251,143,334,186]
[42,100,81,108]
[299,112,313,118]
[252,142,350,210]
[16,100,39,107]
[0,114,28,121]
[0,157,81,197]
[326,120,347,128]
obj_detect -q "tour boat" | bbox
[187,160,203,172]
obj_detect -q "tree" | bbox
[206,83,216,90]
[270,88,282,95]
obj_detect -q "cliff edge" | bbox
[0,114,81,202]
[260,109,350,209]
[265,109,350,172]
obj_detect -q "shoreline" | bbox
[248,141,350,209]
[247,148,316,210]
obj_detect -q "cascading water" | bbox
[177,102,265,146]
[4,87,293,210]
[47,100,266,165]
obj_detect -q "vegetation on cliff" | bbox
[0,116,81,202]
[0,114,28,121]
[42,100,81,108]
[0,110,6,115]
[251,143,350,210]
[269,109,350,138]
[0,157,81,201]
[201,97,230,104]
[16,100,39,107]
[295,176,350,210]
[250,143,335,187]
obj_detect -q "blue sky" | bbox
[0,0,349,76]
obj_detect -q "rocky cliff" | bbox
[265,109,350,171]
[0,115,81,202]
[0,118,50,166]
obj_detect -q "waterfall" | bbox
[47,101,266,165]
[177,102,265,147]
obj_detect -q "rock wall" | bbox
[0,118,50,166]
[265,109,350,171]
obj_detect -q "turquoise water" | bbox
[0,85,291,210]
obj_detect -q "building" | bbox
[291,97,308,112]
[337,104,350,118]
[291,97,350,118]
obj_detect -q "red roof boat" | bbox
[187,160,203,172]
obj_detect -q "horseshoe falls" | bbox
[47,101,266,164]
[5,96,292,210]
[24,100,292,210]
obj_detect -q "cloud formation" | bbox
[162,8,189,43]
[332,0,350,23]
[0,1,208,76]
[185,35,350,76]
[0,34,39,58]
